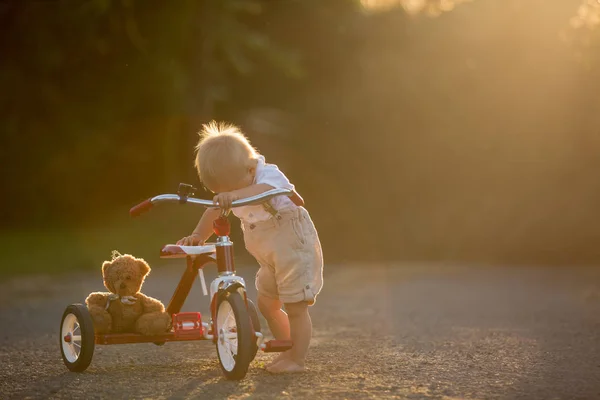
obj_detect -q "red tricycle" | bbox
[59,184,300,380]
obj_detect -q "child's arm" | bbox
[176,207,221,246]
[213,183,274,210]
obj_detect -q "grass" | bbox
[0,204,248,278]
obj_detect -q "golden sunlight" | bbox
[361,0,474,15]
[360,0,402,13]
[570,0,600,29]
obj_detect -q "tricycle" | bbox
[59,184,299,380]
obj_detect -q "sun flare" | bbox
[361,0,474,15]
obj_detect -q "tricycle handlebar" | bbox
[130,188,302,217]
[130,198,154,217]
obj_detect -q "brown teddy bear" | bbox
[86,251,171,336]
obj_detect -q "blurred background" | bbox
[1,0,600,276]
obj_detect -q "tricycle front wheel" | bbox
[60,304,95,372]
[215,291,254,380]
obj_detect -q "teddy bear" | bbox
[85,251,171,336]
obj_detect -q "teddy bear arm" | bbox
[85,292,112,334]
[86,292,109,309]
[135,294,171,335]
[138,293,166,313]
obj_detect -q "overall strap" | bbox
[262,201,279,217]
[262,190,304,216]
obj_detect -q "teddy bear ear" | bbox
[137,259,151,276]
[102,260,116,293]
[102,260,113,275]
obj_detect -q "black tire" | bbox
[60,304,95,372]
[247,298,261,360]
[215,291,254,380]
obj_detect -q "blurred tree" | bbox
[3,0,600,266]
[570,0,600,29]
[560,0,600,69]
[0,0,360,227]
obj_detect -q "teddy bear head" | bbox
[102,251,151,297]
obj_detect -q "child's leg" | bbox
[258,293,292,367]
[267,301,310,373]
[286,301,311,365]
[257,293,290,340]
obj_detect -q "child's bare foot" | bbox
[266,359,305,374]
[266,350,291,368]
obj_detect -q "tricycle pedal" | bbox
[172,312,203,339]
[261,339,293,353]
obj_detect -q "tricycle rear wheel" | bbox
[60,304,95,372]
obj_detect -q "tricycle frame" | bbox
[95,215,263,347]
[60,186,300,378]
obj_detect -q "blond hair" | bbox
[194,121,259,191]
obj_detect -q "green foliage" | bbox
[3,0,600,272]
[1,0,358,227]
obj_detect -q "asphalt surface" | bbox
[1,262,599,399]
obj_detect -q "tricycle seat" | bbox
[160,244,216,259]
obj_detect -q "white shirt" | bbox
[232,156,296,224]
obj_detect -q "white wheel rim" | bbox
[61,313,82,363]
[216,300,238,372]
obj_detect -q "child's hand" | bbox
[176,234,203,246]
[213,192,239,210]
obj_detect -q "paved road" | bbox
[1,262,599,399]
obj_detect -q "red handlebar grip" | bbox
[129,199,153,217]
